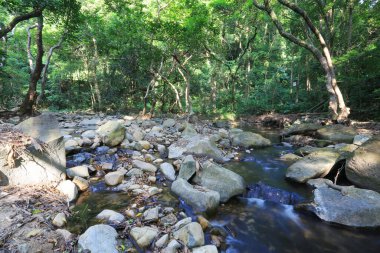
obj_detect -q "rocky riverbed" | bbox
[1,112,380,252]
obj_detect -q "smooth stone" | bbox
[173,217,192,231]
[163,118,176,128]
[163,240,181,253]
[135,140,151,151]
[56,229,73,242]
[353,134,371,146]
[81,130,97,139]
[132,160,157,172]
[179,155,196,180]
[143,207,159,221]
[282,123,321,136]
[286,150,340,183]
[192,161,245,202]
[57,180,78,202]
[66,165,89,178]
[72,176,89,191]
[346,137,380,192]
[156,234,169,248]
[173,222,205,248]
[231,131,271,148]
[96,121,125,147]
[96,209,125,223]
[316,125,356,143]
[52,212,67,227]
[160,162,176,181]
[171,179,220,213]
[160,213,178,226]
[78,225,118,253]
[104,171,124,186]
[130,226,159,248]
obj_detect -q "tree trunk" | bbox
[92,38,102,110]
[37,36,64,104]
[20,16,44,115]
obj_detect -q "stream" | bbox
[67,127,380,253]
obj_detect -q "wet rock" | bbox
[179,155,196,180]
[171,179,220,213]
[286,150,340,183]
[96,121,125,147]
[57,180,78,202]
[173,222,205,248]
[197,216,209,230]
[132,160,157,173]
[143,207,159,221]
[78,224,118,253]
[306,178,332,189]
[316,125,356,143]
[213,120,230,129]
[218,129,229,138]
[246,182,304,205]
[282,123,321,136]
[105,171,124,186]
[96,209,125,223]
[52,213,67,227]
[66,165,89,178]
[308,186,380,227]
[231,131,271,148]
[160,162,176,181]
[193,161,245,202]
[130,226,158,248]
[346,137,380,192]
[72,176,89,191]
[192,245,218,253]
[1,114,66,186]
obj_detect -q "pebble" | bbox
[52,212,67,227]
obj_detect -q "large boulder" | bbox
[192,161,245,202]
[96,121,125,147]
[171,178,220,213]
[286,150,340,183]
[185,137,225,162]
[345,137,380,192]
[307,185,380,227]
[178,155,196,180]
[230,131,271,148]
[78,224,118,253]
[0,114,66,186]
[316,125,356,143]
[282,123,321,136]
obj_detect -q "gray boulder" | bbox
[346,137,380,192]
[231,131,271,148]
[182,123,197,137]
[316,125,356,143]
[0,114,66,186]
[186,137,225,162]
[282,123,321,136]
[286,150,340,183]
[171,178,220,213]
[130,226,158,248]
[173,222,204,248]
[307,185,380,227]
[78,224,118,253]
[178,155,196,180]
[96,121,125,147]
[192,161,245,202]
[133,160,157,173]
[160,162,176,181]
[163,118,176,128]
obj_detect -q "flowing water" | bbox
[67,127,380,252]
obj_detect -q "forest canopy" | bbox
[0,0,379,120]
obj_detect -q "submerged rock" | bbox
[171,178,220,213]
[345,137,380,193]
[78,224,118,253]
[231,131,271,148]
[192,161,245,202]
[286,150,340,183]
[246,182,304,205]
[307,185,380,227]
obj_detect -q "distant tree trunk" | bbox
[92,38,102,110]
[253,0,350,122]
[37,35,64,104]
[347,0,354,49]
[20,15,44,115]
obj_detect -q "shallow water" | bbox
[67,126,380,252]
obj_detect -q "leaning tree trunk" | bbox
[20,15,44,115]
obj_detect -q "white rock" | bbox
[66,165,89,178]
[57,180,78,202]
[130,226,159,248]
[78,225,118,253]
[160,163,176,181]
[192,245,218,253]
[105,171,124,186]
[155,234,169,248]
[96,209,125,223]
[132,160,157,172]
[143,207,159,221]
[52,212,67,227]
